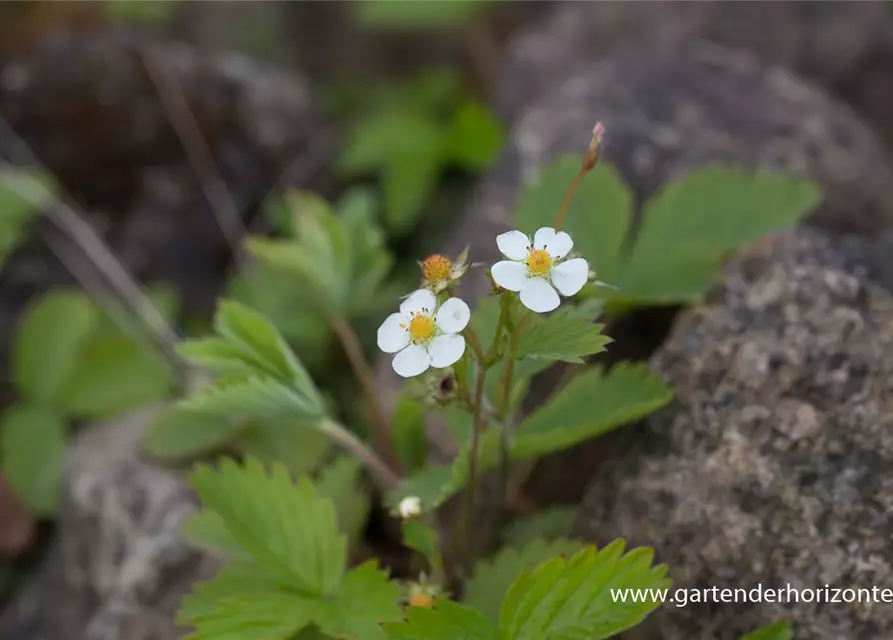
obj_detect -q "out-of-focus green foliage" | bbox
[329,70,504,235]
[350,0,491,29]
[0,169,55,268]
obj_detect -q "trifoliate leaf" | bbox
[352,0,490,28]
[237,422,332,477]
[512,363,672,459]
[502,507,577,548]
[189,457,347,595]
[58,336,173,418]
[179,374,325,423]
[181,509,246,559]
[215,300,317,397]
[463,538,587,625]
[142,406,247,460]
[383,599,497,640]
[0,405,66,516]
[12,290,98,403]
[392,392,429,473]
[446,100,504,171]
[515,157,632,283]
[499,542,670,640]
[313,561,403,640]
[0,169,55,266]
[740,620,793,640]
[315,456,371,547]
[516,311,611,363]
[181,573,316,640]
[616,167,820,303]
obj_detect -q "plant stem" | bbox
[462,355,487,573]
[554,122,604,232]
[319,419,400,492]
[330,314,402,475]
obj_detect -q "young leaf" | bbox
[616,167,820,303]
[516,312,611,363]
[503,507,577,548]
[143,406,247,461]
[0,405,67,516]
[180,374,325,423]
[215,300,316,394]
[57,336,173,418]
[740,620,793,640]
[12,290,98,403]
[499,542,670,640]
[512,363,672,460]
[181,509,246,559]
[315,456,371,547]
[189,457,347,595]
[312,561,403,640]
[463,538,587,625]
[515,158,632,283]
[382,598,497,640]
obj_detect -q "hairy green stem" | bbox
[319,418,400,491]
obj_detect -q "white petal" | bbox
[496,230,531,261]
[520,277,560,313]
[427,334,465,368]
[400,289,437,316]
[550,258,589,296]
[546,231,574,259]
[435,297,470,334]
[491,260,529,292]
[392,345,431,378]
[533,227,556,250]
[377,313,410,353]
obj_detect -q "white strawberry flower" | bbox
[398,496,422,519]
[491,227,589,313]
[377,289,470,378]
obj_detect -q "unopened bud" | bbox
[583,122,604,171]
[398,496,422,519]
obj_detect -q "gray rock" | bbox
[497,1,891,122]
[573,228,893,639]
[0,406,220,640]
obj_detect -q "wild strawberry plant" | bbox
[163,123,817,639]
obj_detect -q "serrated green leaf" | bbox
[12,290,99,403]
[499,542,670,640]
[178,563,287,621]
[740,620,793,640]
[616,167,821,303]
[446,100,504,171]
[392,392,429,473]
[512,363,672,459]
[215,300,317,394]
[383,599,497,640]
[184,586,315,640]
[177,338,262,377]
[142,406,246,461]
[516,311,611,363]
[57,336,173,418]
[516,158,632,283]
[181,509,247,559]
[464,538,587,625]
[0,169,55,266]
[315,456,371,547]
[503,507,577,548]
[0,405,66,516]
[313,561,403,640]
[179,374,324,423]
[237,422,332,477]
[190,457,347,595]
[353,0,490,28]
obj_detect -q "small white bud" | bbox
[398,496,422,519]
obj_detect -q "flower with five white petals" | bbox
[378,289,470,378]
[491,227,589,313]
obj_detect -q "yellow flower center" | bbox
[526,249,553,276]
[407,313,436,342]
[422,254,453,283]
